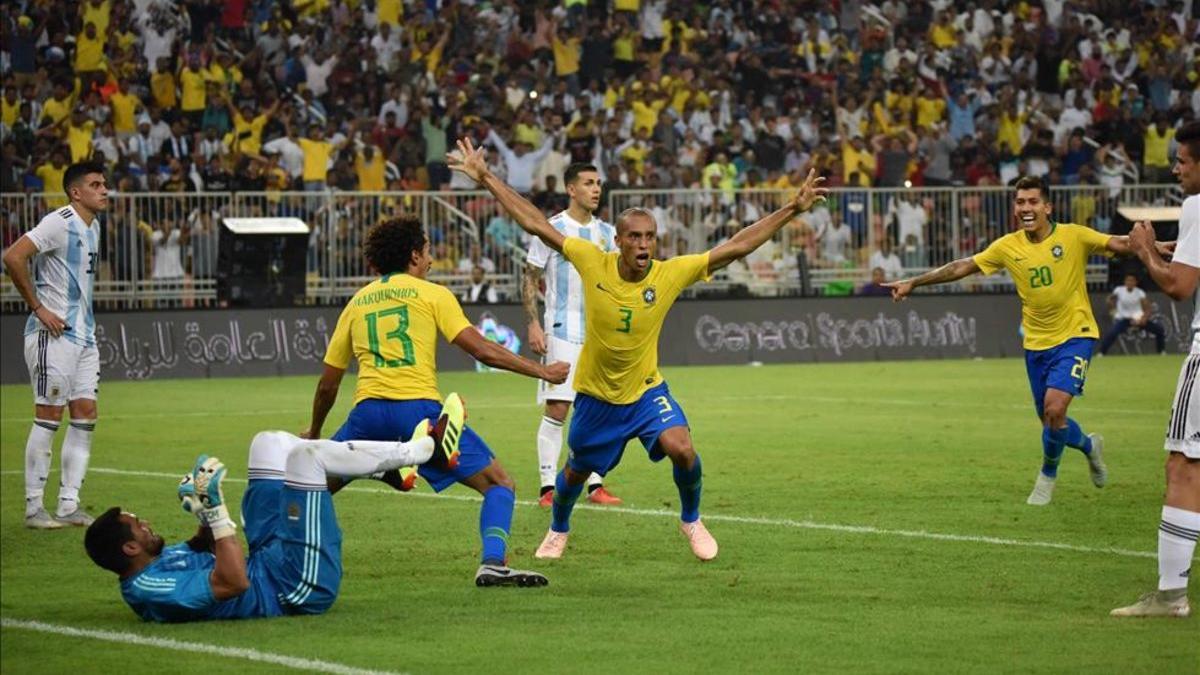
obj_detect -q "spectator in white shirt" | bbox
[485,127,554,194]
[868,239,904,280]
[1100,274,1165,355]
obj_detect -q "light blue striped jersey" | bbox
[23,205,98,347]
[526,210,616,344]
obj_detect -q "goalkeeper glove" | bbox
[185,455,237,540]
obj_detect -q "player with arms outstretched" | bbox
[885,175,1165,505]
[525,162,623,507]
[1112,120,1200,618]
[451,137,827,561]
[84,404,464,622]
[302,216,568,587]
[3,160,108,529]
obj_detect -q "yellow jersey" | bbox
[109,91,141,133]
[179,68,207,112]
[298,138,334,181]
[973,222,1111,350]
[563,237,710,403]
[324,274,473,404]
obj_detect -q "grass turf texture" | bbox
[1,357,1196,674]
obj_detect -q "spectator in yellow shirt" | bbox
[150,57,178,111]
[929,12,958,49]
[74,22,107,89]
[40,81,75,127]
[1142,115,1176,183]
[551,24,581,93]
[35,150,70,209]
[355,144,388,192]
[178,58,208,126]
[108,78,142,137]
[298,120,356,190]
[914,83,947,130]
[63,107,97,162]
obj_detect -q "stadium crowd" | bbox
[1,0,1198,291]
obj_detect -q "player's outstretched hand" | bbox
[542,360,570,384]
[448,137,489,183]
[790,168,829,213]
[881,279,914,302]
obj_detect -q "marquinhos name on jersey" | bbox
[526,211,616,344]
[23,205,99,347]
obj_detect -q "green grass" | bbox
[1,357,1196,674]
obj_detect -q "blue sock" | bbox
[673,454,703,524]
[1040,427,1065,478]
[551,469,585,533]
[479,485,514,566]
[1061,418,1092,454]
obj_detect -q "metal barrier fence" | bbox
[0,184,1184,311]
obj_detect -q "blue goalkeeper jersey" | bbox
[120,543,285,622]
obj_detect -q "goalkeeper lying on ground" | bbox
[83,393,524,622]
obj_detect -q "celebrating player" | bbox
[524,162,623,507]
[84,403,465,622]
[3,160,108,529]
[885,175,1167,505]
[450,137,827,561]
[301,216,568,587]
[1112,120,1200,618]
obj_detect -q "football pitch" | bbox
[1,357,1196,674]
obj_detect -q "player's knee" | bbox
[249,431,293,475]
[69,399,97,420]
[1165,454,1200,489]
[544,401,569,422]
[662,438,696,465]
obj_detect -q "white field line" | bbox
[0,618,402,675]
[0,393,1170,422]
[0,467,1156,561]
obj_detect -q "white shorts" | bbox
[537,336,582,405]
[1165,351,1200,459]
[24,331,100,406]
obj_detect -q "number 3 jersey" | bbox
[562,237,709,404]
[23,205,99,348]
[973,222,1111,351]
[324,273,472,403]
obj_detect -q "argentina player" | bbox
[3,160,108,529]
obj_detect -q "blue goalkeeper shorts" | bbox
[241,480,342,616]
[566,382,689,476]
[1025,337,1096,417]
[330,398,495,491]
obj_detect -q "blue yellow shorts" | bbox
[330,398,494,491]
[566,382,689,476]
[1024,337,1096,417]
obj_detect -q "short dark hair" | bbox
[1013,175,1048,198]
[1177,121,1200,164]
[63,160,106,194]
[614,207,655,234]
[564,162,599,185]
[84,507,133,575]
[363,216,426,275]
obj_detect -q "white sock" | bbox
[57,420,94,516]
[537,416,564,489]
[285,438,433,488]
[25,419,58,516]
[587,472,603,489]
[1158,505,1200,591]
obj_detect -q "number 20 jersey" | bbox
[973,222,1111,351]
[324,273,472,403]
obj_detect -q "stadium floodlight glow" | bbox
[529,91,539,99]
